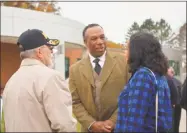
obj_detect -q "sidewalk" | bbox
[179,108,186,132]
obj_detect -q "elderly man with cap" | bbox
[2,29,77,132]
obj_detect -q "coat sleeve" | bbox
[166,76,178,105]
[180,78,186,110]
[109,58,131,124]
[69,66,96,130]
[43,73,77,132]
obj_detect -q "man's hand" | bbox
[90,121,111,132]
[104,120,115,132]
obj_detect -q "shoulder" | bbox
[107,51,127,68]
[173,77,182,86]
[37,66,64,81]
[126,68,155,93]
[131,67,155,84]
[41,69,69,93]
[41,67,68,89]
[134,67,153,78]
[69,59,82,72]
[108,51,125,60]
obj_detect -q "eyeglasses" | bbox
[45,45,54,51]
[43,45,58,54]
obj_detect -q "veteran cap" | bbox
[17,29,60,51]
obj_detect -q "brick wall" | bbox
[65,48,85,66]
[64,47,85,79]
[0,42,21,92]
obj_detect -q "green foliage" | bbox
[178,23,186,46]
[126,18,172,44]
[125,22,140,40]
[0,111,5,133]
[76,122,81,132]
[140,18,156,32]
[155,19,172,44]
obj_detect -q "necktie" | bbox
[93,58,101,75]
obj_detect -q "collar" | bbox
[88,51,106,63]
[20,58,46,67]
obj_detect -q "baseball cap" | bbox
[17,29,60,51]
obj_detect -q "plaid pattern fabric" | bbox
[115,67,172,132]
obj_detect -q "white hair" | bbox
[20,48,38,59]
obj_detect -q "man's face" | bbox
[167,67,175,77]
[37,45,54,68]
[84,26,106,57]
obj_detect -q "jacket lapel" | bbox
[100,52,116,89]
[79,55,95,87]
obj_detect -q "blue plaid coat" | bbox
[115,67,172,132]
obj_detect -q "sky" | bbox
[58,2,186,43]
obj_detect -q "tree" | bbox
[140,18,156,33]
[125,19,157,41]
[178,22,186,47]
[125,18,172,44]
[155,18,172,44]
[1,1,61,15]
[125,22,140,41]
[167,22,186,48]
[177,23,186,76]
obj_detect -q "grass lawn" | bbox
[74,115,81,132]
[0,111,5,133]
[76,121,81,132]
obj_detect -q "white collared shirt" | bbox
[89,51,106,69]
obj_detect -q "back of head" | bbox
[128,31,168,76]
[17,29,60,68]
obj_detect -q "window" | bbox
[65,57,70,79]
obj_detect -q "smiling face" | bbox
[84,26,107,57]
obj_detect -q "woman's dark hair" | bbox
[128,31,168,76]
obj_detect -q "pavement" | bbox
[179,108,186,132]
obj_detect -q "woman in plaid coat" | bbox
[115,32,173,132]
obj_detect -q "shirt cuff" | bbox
[88,121,96,132]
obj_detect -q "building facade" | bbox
[1,6,85,91]
[162,46,184,81]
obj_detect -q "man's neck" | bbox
[89,51,106,58]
